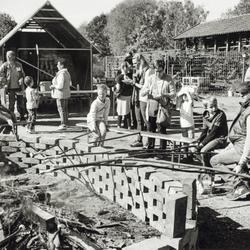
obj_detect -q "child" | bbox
[87,84,110,146]
[177,88,194,139]
[25,76,40,133]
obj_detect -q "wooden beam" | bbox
[41,8,56,12]
[17,48,91,51]
[33,17,64,21]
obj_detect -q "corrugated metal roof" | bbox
[175,14,250,40]
[0,1,101,53]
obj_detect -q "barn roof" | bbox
[0,1,101,53]
[175,14,250,40]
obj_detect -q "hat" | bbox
[237,81,250,95]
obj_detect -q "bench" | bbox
[76,123,198,162]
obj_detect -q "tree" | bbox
[160,0,208,49]
[0,13,16,40]
[106,0,157,55]
[85,14,111,56]
[106,0,208,54]
[224,0,250,17]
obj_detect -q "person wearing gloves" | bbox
[50,58,71,130]
[196,97,228,167]
[210,82,250,201]
[87,84,110,147]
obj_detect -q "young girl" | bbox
[87,84,110,146]
[25,76,40,133]
[115,61,133,129]
[177,88,194,139]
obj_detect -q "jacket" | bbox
[51,68,71,99]
[229,99,250,155]
[141,72,176,118]
[198,109,228,146]
[0,61,25,90]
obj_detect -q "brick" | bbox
[58,139,77,149]
[25,205,55,231]
[39,137,59,146]
[1,146,18,153]
[163,194,187,238]
[21,135,40,144]
[29,143,47,150]
[8,141,26,148]
[0,141,8,146]
[182,178,197,220]
[0,135,16,142]
[22,157,40,165]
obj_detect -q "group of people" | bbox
[87,51,250,201]
[0,50,71,133]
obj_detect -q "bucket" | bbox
[40,81,51,96]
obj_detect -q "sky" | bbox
[0,0,241,28]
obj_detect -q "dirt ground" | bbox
[1,95,250,250]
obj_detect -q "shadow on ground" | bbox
[198,206,250,250]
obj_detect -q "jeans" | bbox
[210,145,249,188]
[56,98,69,126]
[27,109,37,130]
[91,121,107,146]
[200,138,227,167]
[147,116,157,148]
[134,102,146,142]
[8,90,26,119]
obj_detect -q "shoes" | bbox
[56,124,67,130]
[130,141,143,147]
[226,185,250,201]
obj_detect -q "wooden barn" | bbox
[175,14,250,54]
[0,0,100,91]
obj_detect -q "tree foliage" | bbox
[0,13,16,40]
[78,0,208,55]
[79,15,111,56]
[106,0,208,54]
[225,0,250,17]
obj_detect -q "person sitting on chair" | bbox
[196,97,228,167]
[87,84,110,147]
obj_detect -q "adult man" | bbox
[0,50,26,121]
[210,82,250,201]
[141,59,176,150]
[51,58,71,130]
[196,97,228,167]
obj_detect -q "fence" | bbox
[104,50,245,95]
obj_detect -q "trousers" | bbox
[56,98,69,126]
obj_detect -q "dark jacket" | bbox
[229,99,250,154]
[198,109,228,146]
[115,73,133,97]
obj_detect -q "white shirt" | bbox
[244,67,250,81]
[179,93,194,128]
[26,86,39,110]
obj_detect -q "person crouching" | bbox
[87,84,110,146]
[24,76,40,134]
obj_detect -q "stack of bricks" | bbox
[0,134,88,172]
[0,134,198,249]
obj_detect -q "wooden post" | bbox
[226,37,229,56]
[238,35,242,53]
[214,39,217,54]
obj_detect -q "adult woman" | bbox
[50,58,71,130]
[130,53,154,147]
[115,61,133,128]
[141,59,176,150]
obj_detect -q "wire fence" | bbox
[104,50,245,95]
